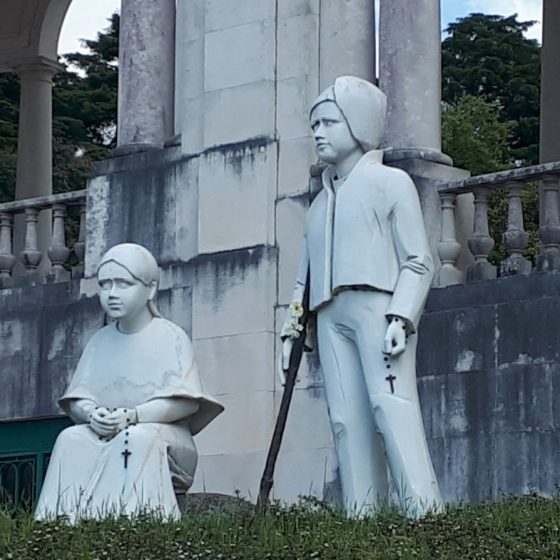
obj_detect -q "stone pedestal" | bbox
[467,261,497,282]
[536,250,560,272]
[117,0,175,151]
[500,254,532,277]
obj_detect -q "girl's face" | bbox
[98,261,152,322]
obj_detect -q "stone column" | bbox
[539,0,560,260]
[15,58,60,201]
[540,0,560,164]
[14,58,61,272]
[319,0,375,89]
[117,0,175,152]
[379,0,473,277]
[379,0,447,162]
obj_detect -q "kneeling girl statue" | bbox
[280,76,443,518]
[35,243,223,521]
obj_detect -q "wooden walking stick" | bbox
[257,281,310,512]
[257,163,323,512]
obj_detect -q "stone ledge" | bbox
[426,271,560,313]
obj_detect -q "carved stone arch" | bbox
[0,0,73,71]
[38,0,74,60]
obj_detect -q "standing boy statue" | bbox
[280,76,443,517]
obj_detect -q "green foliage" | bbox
[0,14,119,203]
[442,13,541,165]
[441,96,540,266]
[56,12,119,154]
[0,496,559,559]
[442,15,542,265]
[442,95,515,175]
[0,74,19,203]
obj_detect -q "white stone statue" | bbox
[280,76,443,518]
[35,244,223,522]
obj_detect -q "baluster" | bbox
[500,180,531,276]
[74,204,86,264]
[47,203,70,281]
[0,212,16,280]
[467,188,497,281]
[537,174,560,271]
[21,207,42,273]
[437,193,462,286]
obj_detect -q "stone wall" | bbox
[0,280,100,421]
[0,272,194,422]
[81,144,337,503]
[418,272,560,503]
[2,186,560,506]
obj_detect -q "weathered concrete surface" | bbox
[85,147,199,278]
[0,280,100,420]
[0,272,195,422]
[418,271,560,503]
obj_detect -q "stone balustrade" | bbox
[0,190,86,286]
[437,162,560,287]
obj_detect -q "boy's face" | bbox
[310,101,361,165]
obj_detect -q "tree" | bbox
[442,14,542,265]
[0,74,19,202]
[442,13,541,165]
[56,12,119,156]
[0,14,119,202]
[442,95,514,175]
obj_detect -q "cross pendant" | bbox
[122,448,132,469]
[385,374,396,394]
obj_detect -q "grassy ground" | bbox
[0,495,559,559]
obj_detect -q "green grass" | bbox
[1,495,559,559]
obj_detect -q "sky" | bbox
[58,0,543,56]
[442,0,542,39]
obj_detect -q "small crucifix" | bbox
[385,373,396,394]
[121,448,132,469]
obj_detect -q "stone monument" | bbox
[280,76,443,517]
[35,243,223,522]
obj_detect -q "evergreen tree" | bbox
[0,14,119,202]
[442,13,541,165]
[56,12,119,155]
